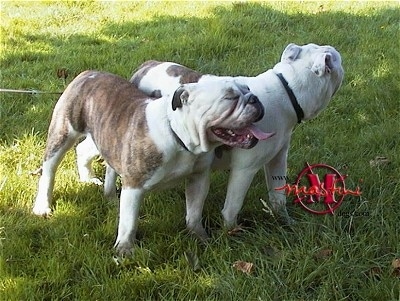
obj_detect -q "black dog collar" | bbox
[170,127,190,152]
[275,73,304,124]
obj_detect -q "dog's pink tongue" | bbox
[247,124,275,140]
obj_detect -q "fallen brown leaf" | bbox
[56,68,69,80]
[391,258,400,269]
[314,249,333,260]
[392,258,400,278]
[227,225,244,236]
[392,269,400,278]
[365,266,383,280]
[233,260,254,275]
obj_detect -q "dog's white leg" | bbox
[76,136,102,185]
[114,187,144,256]
[264,144,295,225]
[221,167,259,228]
[33,134,79,216]
[32,159,58,216]
[185,170,210,240]
[104,163,118,199]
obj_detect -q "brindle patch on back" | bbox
[130,60,163,87]
[53,71,163,188]
[43,71,93,161]
[166,64,202,84]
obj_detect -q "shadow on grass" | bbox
[0,181,214,300]
[0,4,398,143]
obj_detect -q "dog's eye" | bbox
[226,94,240,101]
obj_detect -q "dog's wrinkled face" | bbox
[281,43,344,96]
[279,43,344,120]
[170,80,274,152]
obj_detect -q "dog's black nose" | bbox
[244,93,264,121]
[244,93,259,104]
[248,94,259,104]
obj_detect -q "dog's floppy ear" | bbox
[172,86,189,111]
[311,53,333,76]
[281,43,302,63]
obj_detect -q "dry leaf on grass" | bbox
[233,261,254,275]
[365,266,383,280]
[369,156,391,167]
[392,258,400,277]
[313,249,333,260]
[227,225,244,236]
[364,259,400,278]
[56,68,69,80]
[392,258,400,269]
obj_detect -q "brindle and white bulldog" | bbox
[32,70,273,255]
[76,43,344,228]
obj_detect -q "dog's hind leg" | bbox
[104,164,118,199]
[33,124,82,217]
[114,187,144,256]
[76,135,102,185]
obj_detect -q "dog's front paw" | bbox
[268,199,295,226]
[278,215,296,226]
[88,177,103,186]
[274,208,296,226]
[114,241,134,257]
[80,177,103,186]
[187,225,210,242]
[223,219,238,230]
[32,205,52,217]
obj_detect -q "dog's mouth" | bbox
[211,124,275,149]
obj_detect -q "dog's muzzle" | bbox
[209,91,273,149]
[244,93,264,122]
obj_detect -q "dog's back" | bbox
[130,61,203,97]
[47,71,152,162]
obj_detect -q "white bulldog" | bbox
[32,70,273,255]
[76,43,344,228]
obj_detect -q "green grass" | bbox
[1,1,399,300]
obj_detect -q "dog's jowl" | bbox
[32,70,274,255]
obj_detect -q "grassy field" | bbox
[1,1,399,300]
